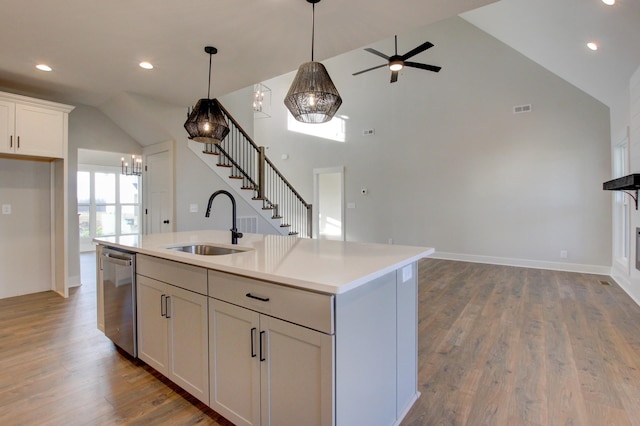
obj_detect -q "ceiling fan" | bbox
[352,35,442,83]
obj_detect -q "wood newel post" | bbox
[307,204,313,238]
[258,146,266,199]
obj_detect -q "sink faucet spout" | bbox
[205,190,243,244]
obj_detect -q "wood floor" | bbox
[2,258,640,425]
[403,259,640,426]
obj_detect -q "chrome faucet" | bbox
[205,190,243,244]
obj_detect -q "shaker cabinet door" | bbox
[209,299,261,426]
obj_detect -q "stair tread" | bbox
[271,215,282,219]
[217,164,232,168]
[202,151,220,155]
[229,176,243,179]
[280,224,291,228]
[288,232,299,236]
[262,207,274,210]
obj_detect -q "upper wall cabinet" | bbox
[0,92,72,159]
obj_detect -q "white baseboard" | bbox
[431,251,612,276]
[68,274,82,288]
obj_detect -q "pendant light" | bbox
[184,46,230,144]
[284,0,342,124]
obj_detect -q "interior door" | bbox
[143,141,173,234]
[313,167,345,241]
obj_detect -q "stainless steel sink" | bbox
[167,244,245,256]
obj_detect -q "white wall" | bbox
[0,158,52,298]
[111,91,276,236]
[253,17,612,271]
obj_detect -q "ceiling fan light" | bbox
[184,98,230,143]
[389,61,404,71]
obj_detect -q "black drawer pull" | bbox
[246,293,270,302]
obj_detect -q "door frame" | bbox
[143,140,174,235]
[313,166,345,241]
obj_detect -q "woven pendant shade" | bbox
[184,46,230,144]
[184,98,230,143]
[284,61,342,124]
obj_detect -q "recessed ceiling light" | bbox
[36,64,52,72]
[587,42,598,51]
[602,0,615,5]
[139,61,154,70]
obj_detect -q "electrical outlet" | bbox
[560,250,568,259]
[189,203,198,213]
[363,128,375,136]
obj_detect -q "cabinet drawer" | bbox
[208,269,334,335]
[137,254,207,295]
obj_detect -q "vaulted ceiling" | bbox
[0,0,496,107]
[0,0,637,110]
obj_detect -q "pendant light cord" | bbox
[207,52,212,99]
[311,2,315,61]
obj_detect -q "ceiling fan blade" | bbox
[364,48,390,61]
[401,41,434,61]
[352,63,388,76]
[390,71,399,83]
[405,61,442,73]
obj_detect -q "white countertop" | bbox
[95,231,434,294]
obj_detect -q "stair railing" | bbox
[202,99,312,238]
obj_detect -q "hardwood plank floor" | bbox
[2,257,640,425]
[402,259,640,426]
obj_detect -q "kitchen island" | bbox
[96,230,433,426]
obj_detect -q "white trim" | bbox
[431,251,611,275]
[609,273,640,307]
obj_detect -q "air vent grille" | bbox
[238,216,258,234]
[513,104,532,114]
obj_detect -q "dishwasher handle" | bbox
[102,251,133,267]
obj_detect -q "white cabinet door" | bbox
[168,285,209,404]
[136,275,169,373]
[260,315,334,426]
[209,300,261,426]
[0,100,15,154]
[15,103,64,158]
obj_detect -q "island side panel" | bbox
[396,262,419,420]
[335,271,398,426]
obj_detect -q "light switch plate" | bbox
[189,203,198,213]
[2,204,11,215]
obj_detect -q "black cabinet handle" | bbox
[165,296,171,319]
[160,294,166,317]
[251,327,257,358]
[259,330,266,362]
[246,293,270,302]
[17,136,20,148]
[9,135,12,148]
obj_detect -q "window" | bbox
[78,166,141,252]
[613,140,629,265]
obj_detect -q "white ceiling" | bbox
[0,0,636,111]
[462,0,640,108]
[0,0,496,108]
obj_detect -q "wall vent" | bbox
[513,104,532,114]
[238,216,258,234]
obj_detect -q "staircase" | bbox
[190,99,312,238]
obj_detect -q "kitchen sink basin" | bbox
[167,244,245,256]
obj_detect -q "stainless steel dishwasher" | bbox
[101,247,137,357]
